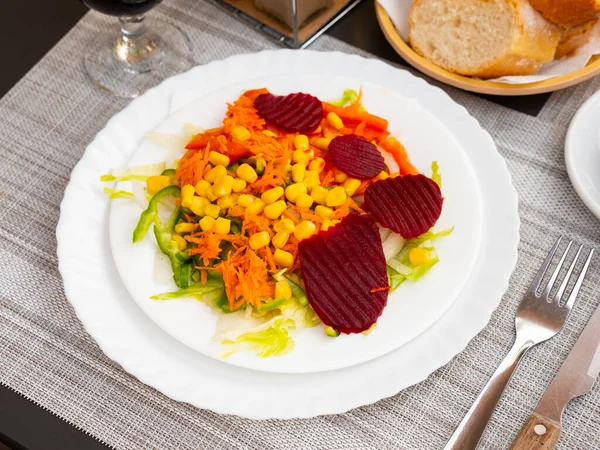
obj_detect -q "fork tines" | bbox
[530,236,594,309]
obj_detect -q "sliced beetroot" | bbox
[364,175,443,238]
[254,93,322,133]
[328,135,385,180]
[299,214,389,334]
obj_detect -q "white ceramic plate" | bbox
[109,75,482,374]
[566,89,600,220]
[57,50,519,418]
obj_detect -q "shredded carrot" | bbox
[322,102,389,131]
[380,137,419,175]
[370,286,390,293]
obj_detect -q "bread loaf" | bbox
[556,19,599,58]
[409,0,561,79]
[529,0,600,27]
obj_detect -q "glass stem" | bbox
[115,15,157,67]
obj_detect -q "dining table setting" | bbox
[2,0,600,449]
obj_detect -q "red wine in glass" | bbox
[82,0,163,16]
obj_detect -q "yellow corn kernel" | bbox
[285,182,307,203]
[274,249,294,268]
[246,198,266,215]
[232,178,247,193]
[204,204,220,219]
[231,126,251,141]
[274,218,295,233]
[238,194,255,208]
[272,231,290,249]
[309,157,326,173]
[305,169,319,179]
[302,176,320,192]
[264,200,287,220]
[334,169,349,183]
[295,193,314,209]
[291,163,306,183]
[146,175,171,195]
[332,220,341,225]
[199,216,216,232]
[292,149,311,165]
[261,186,284,204]
[275,279,293,299]
[189,196,209,216]
[208,151,230,167]
[194,179,211,197]
[343,178,361,196]
[249,231,270,250]
[310,186,328,205]
[205,187,218,202]
[214,217,231,234]
[294,220,317,241]
[327,112,344,130]
[236,163,258,183]
[313,137,331,150]
[175,223,195,234]
[262,130,277,137]
[171,235,187,251]
[181,184,195,208]
[205,165,227,183]
[294,134,309,151]
[321,219,335,232]
[375,171,390,181]
[212,175,234,198]
[315,205,334,219]
[409,248,432,266]
[326,186,347,207]
[216,195,237,210]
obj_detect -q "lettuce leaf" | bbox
[150,280,225,302]
[386,227,454,292]
[222,318,296,358]
[100,162,167,182]
[431,161,442,188]
[329,89,359,107]
[103,188,134,199]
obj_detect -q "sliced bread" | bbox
[409,0,561,79]
[556,19,599,58]
[529,0,600,27]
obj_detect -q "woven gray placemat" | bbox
[1,1,600,449]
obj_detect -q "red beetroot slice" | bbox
[364,175,443,238]
[254,93,322,133]
[299,214,389,334]
[328,135,385,180]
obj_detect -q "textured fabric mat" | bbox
[1,1,600,449]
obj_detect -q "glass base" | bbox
[84,19,193,98]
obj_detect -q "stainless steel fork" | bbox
[444,236,594,450]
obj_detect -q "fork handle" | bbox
[443,338,533,450]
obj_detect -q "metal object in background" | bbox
[208,0,363,48]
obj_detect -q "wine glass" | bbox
[82,0,193,98]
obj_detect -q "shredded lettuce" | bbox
[222,318,295,358]
[150,280,225,302]
[103,187,134,199]
[431,161,442,188]
[100,162,167,182]
[386,227,454,292]
[329,89,359,107]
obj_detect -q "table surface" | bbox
[0,1,556,449]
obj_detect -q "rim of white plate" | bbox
[57,49,519,419]
[565,89,600,220]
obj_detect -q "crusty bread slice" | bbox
[409,0,561,79]
[529,0,600,27]
[556,19,599,58]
